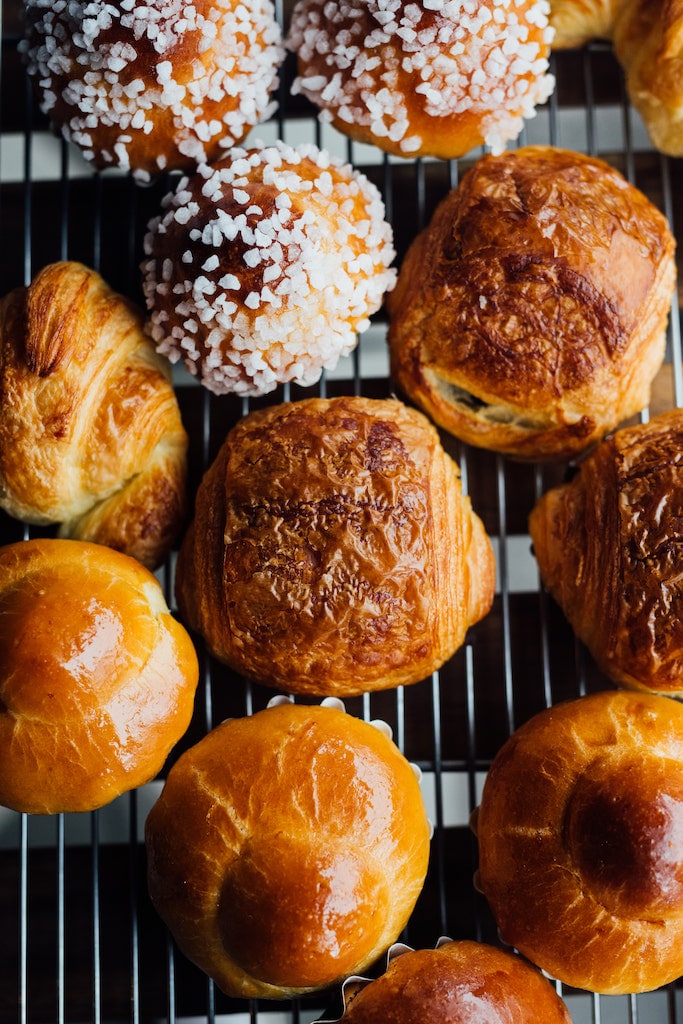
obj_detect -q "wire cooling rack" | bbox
[1,3,683,1022]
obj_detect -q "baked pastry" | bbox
[326,940,572,1023]
[0,261,188,570]
[387,145,676,461]
[0,538,199,815]
[144,698,431,999]
[20,0,283,182]
[472,689,683,994]
[549,0,621,48]
[175,395,495,696]
[287,0,555,159]
[141,140,396,396]
[613,0,683,157]
[529,408,683,696]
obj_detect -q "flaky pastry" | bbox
[549,0,622,47]
[0,261,188,569]
[0,538,198,814]
[473,689,683,994]
[145,699,431,999]
[387,146,676,461]
[175,395,495,697]
[529,408,683,696]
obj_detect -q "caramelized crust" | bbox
[338,941,572,1023]
[549,0,622,47]
[473,690,683,994]
[614,0,683,157]
[145,701,431,998]
[529,408,683,695]
[0,261,188,569]
[0,538,199,814]
[175,395,495,697]
[387,146,676,461]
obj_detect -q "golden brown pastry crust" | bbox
[0,538,199,815]
[473,689,683,994]
[613,0,683,157]
[144,700,431,999]
[387,146,676,461]
[287,0,555,160]
[529,408,683,695]
[336,941,572,1023]
[549,0,621,48]
[0,261,188,569]
[175,395,495,697]
[20,0,283,182]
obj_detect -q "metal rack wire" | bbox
[1,4,683,1022]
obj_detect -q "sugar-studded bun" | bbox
[287,0,555,159]
[145,699,431,999]
[472,689,683,994]
[549,0,620,48]
[174,395,495,696]
[0,261,188,570]
[0,538,199,815]
[330,941,572,1023]
[387,146,676,461]
[613,0,683,157]
[141,141,396,396]
[20,0,283,182]
[528,408,683,696]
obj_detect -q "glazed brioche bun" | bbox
[174,395,495,697]
[144,699,432,999]
[20,0,284,182]
[473,689,683,994]
[0,538,199,814]
[329,940,571,1023]
[387,145,676,461]
[141,140,396,396]
[287,0,555,159]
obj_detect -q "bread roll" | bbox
[0,538,199,815]
[287,0,555,159]
[528,408,683,696]
[472,689,683,994]
[549,0,621,48]
[387,146,676,461]
[0,261,188,570]
[174,395,495,697]
[613,0,683,157]
[327,940,572,1023]
[141,140,396,396]
[20,0,283,182]
[144,699,431,999]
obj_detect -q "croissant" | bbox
[175,395,495,697]
[529,408,683,696]
[613,0,683,157]
[0,262,188,569]
[550,0,683,158]
[472,689,683,994]
[549,0,622,48]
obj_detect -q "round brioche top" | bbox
[473,688,683,994]
[144,698,432,999]
[317,940,571,1023]
[0,538,199,814]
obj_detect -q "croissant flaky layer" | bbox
[550,0,683,156]
[175,395,495,697]
[0,261,188,568]
[473,690,683,994]
[529,408,683,695]
[387,146,676,462]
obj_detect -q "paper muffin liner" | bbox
[312,938,454,1023]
